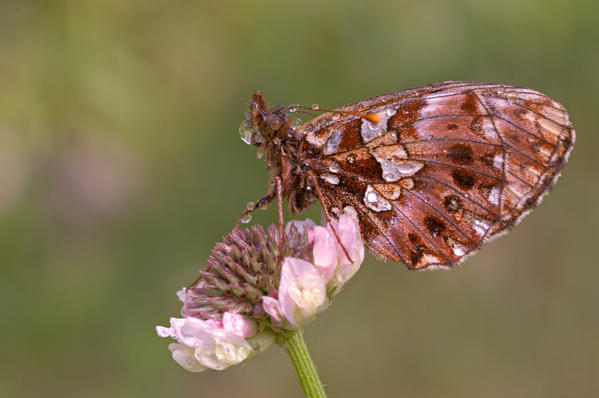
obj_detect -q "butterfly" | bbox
[238,81,575,270]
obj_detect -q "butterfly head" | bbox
[239,90,290,148]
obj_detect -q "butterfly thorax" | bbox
[239,90,316,214]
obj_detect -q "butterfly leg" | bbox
[306,171,353,263]
[235,190,276,229]
[274,176,285,264]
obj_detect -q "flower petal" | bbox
[222,312,257,338]
[156,325,173,338]
[178,318,214,348]
[285,218,316,237]
[194,345,229,370]
[312,226,338,281]
[329,207,364,291]
[169,343,207,372]
[204,318,224,329]
[176,288,187,303]
[214,338,252,366]
[278,257,326,327]
[262,296,283,324]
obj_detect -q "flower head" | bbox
[157,207,364,371]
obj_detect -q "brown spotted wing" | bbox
[239,81,575,270]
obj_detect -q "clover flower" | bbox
[157,207,364,372]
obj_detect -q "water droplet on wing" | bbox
[328,161,341,173]
[364,185,392,212]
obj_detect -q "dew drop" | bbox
[324,130,343,155]
[396,162,423,175]
[375,157,424,182]
[328,161,341,173]
[367,191,378,202]
[288,104,299,113]
[366,120,378,130]
[452,244,466,257]
[239,119,254,145]
[322,174,340,185]
[360,109,395,143]
[363,185,392,212]
[289,118,302,128]
[472,219,491,236]
[241,213,252,224]
[311,104,320,110]
[489,187,501,206]
[493,154,504,170]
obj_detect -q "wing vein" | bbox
[376,185,453,264]
[491,114,555,147]
[322,185,408,264]
[414,174,499,217]
[401,188,477,244]
[473,91,509,216]
[407,158,506,183]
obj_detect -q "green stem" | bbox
[279,329,327,398]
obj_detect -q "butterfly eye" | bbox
[266,113,285,131]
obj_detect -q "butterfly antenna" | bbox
[295,110,319,117]
[295,105,380,124]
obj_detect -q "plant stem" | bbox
[279,329,327,398]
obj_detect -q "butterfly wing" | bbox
[297,82,574,270]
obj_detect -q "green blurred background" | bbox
[1,1,597,397]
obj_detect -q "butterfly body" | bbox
[240,81,574,270]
